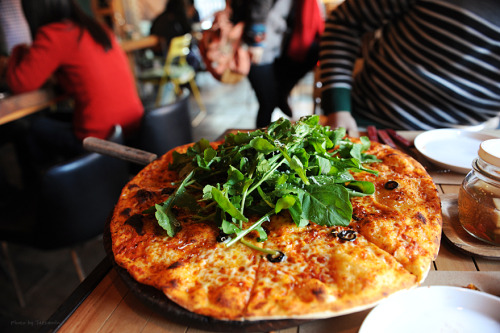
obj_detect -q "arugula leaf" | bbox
[249,137,277,154]
[275,195,296,214]
[255,225,268,242]
[288,199,309,227]
[209,186,248,222]
[345,180,376,197]
[150,171,195,235]
[281,183,352,227]
[221,218,241,235]
[155,201,179,237]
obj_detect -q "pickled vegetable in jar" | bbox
[458,138,500,245]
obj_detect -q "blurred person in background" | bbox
[230,0,324,128]
[2,0,144,180]
[186,0,200,26]
[137,0,167,22]
[149,0,201,70]
[320,0,500,138]
[150,0,192,56]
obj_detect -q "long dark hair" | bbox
[21,0,112,50]
[164,0,191,33]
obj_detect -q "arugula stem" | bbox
[150,171,195,216]
[204,201,217,210]
[166,174,195,211]
[226,210,274,247]
[257,186,275,208]
[241,153,279,213]
[193,212,215,221]
[239,174,254,217]
[239,238,279,255]
[240,192,248,218]
[235,157,258,222]
[247,159,286,195]
[189,183,204,190]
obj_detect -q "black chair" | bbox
[136,89,193,157]
[0,125,130,306]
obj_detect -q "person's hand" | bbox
[248,46,264,64]
[325,111,359,138]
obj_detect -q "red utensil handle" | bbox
[377,129,397,148]
[385,129,413,147]
[366,125,379,142]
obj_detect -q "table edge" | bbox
[39,257,112,333]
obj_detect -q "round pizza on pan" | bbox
[109,116,442,321]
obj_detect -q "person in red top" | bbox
[4,0,143,169]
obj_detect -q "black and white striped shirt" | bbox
[319,0,500,130]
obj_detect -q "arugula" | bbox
[151,116,379,254]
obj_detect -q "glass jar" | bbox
[458,139,500,245]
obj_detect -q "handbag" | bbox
[199,8,251,84]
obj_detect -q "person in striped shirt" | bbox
[319,0,500,137]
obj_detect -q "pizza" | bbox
[109,116,442,321]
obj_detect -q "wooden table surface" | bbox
[119,35,159,53]
[45,130,500,333]
[0,87,64,125]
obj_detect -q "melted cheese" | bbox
[245,222,416,319]
[351,170,442,282]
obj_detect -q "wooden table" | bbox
[119,35,159,53]
[44,130,500,333]
[0,87,63,125]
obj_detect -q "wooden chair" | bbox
[138,33,206,127]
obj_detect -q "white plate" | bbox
[414,129,498,174]
[359,286,500,333]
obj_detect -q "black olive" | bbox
[267,251,286,263]
[216,232,230,243]
[333,229,357,242]
[384,180,399,190]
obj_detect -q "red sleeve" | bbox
[6,25,69,93]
